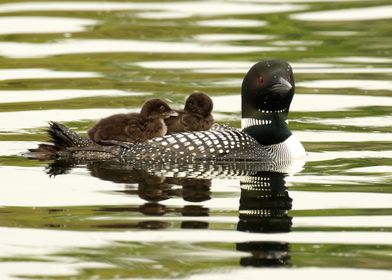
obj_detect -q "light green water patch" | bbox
[303,157,392,173]
[303,141,392,152]
[289,184,392,193]
[0,134,47,141]
[291,122,392,133]
[291,243,392,270]
[0,205,238,231]
[14,242,392,279]
[0,155,48,167]
[293,227,392,232]
[50,242,240,279]
[0,95,150,112]
[290,208,392,217]
[291,106,392,120]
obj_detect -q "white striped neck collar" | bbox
[241,118,273,129]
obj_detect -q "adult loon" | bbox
[27,60,306,164]
[165,91,214,134]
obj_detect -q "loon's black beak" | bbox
[269,77,293,94]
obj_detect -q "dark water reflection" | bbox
[237,171,292,267]
[47,159,293,268]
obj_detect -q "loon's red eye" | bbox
[258,76,264,87]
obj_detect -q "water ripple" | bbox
[133,60,392,74]
[196,19,267,27]
[176,268,392,280]
[0,89,148,103]
[194,34,275,42]
[297,80,392,91]
[331,56,392,63]
[308,151,392,162]
[0,1,306,17]
[0,39,274,58]
[0,68,99,81]
[293,216,392,228]
[292,5,392,21]
[303,116,392,128]
[0,16,96,34]
[297,131,392,142]
[0,109,129,132]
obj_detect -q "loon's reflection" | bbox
[46,159,292,267]
[237,242,290,267]
[238,172,292,233]
[236,171,292,267]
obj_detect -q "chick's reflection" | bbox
[87,161,212,230]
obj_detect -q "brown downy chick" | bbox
[165,91,214,135]
[88,98,175,146]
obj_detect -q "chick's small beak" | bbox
[169,110,178,117]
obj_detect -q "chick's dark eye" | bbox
[258,76,264,87]
[159,105,165,111]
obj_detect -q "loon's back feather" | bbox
[124,128,269,162]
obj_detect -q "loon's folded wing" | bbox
[124,129,269,162]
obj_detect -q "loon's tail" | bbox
[27,122,94,160]
[47,121,93,149]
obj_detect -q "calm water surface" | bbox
[1,0,392,279]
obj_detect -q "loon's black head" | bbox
[241,60,294,118]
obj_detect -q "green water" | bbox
[1,0,392,279]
